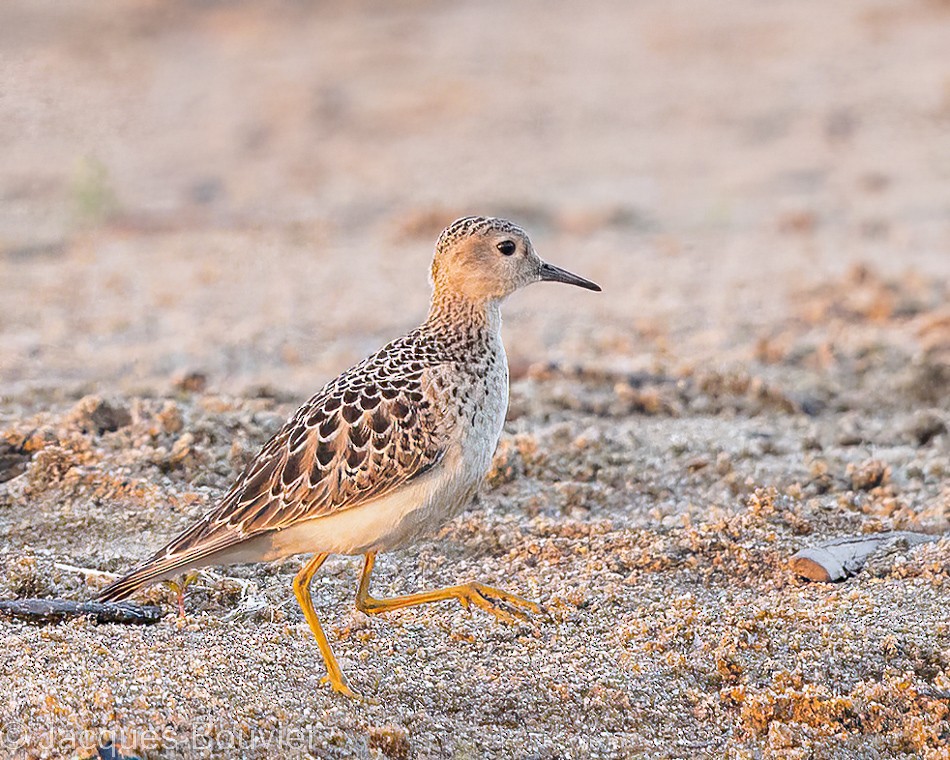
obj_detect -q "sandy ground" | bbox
[1,1,949,758]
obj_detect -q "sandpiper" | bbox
[99,216,601,697]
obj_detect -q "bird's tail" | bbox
[98,512,240,602]
[98,547,221,602]
[98,558,181,602]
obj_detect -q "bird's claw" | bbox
[319,673,366,701]
[464,583,542,625]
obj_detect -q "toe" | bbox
[320,674,362,700]
[476,586,541,616]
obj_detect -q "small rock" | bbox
[847,459,889,491]
[367,725,411,760]
[0,441,31,483]
[903,410,946,447]
[169,433,197,467]
[90,401,132,433]
[795,395,825,417]
[174,371,208,393]
[69,396,132,435]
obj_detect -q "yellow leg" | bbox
[293,553,359,699]
[355,552,541,624]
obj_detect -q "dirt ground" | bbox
[1,1,949,758]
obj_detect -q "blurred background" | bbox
[2,6,949,753]
[1,0,948,403]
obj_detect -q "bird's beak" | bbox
[539,261,602,292]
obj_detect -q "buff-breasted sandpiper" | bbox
[99,216,601,697]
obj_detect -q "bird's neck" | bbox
[425,290,502,339]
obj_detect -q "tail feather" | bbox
[99,570,159,603]
[98,512,246,602]
[98,541,233,602]
[98,556,191,602]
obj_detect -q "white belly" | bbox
[260,455,472,556]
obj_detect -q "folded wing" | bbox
[99,356,450,601]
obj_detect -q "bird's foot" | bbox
[457,583,543,625]
[319,672,370,702]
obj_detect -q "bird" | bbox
[98,216,601,698]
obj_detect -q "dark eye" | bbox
[496,240,516,256]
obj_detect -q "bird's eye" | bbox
[497,240,516,256]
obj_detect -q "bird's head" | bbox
[430,216,601,302]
